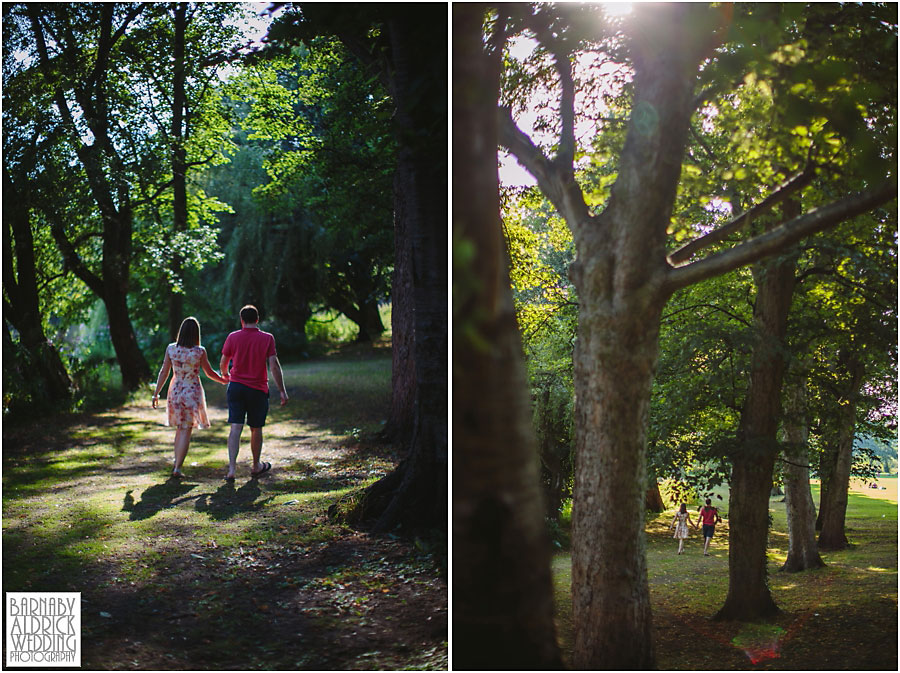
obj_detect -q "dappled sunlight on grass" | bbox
[3,350,445,670]
[551,489,897,669]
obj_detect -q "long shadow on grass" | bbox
[122,477,201,521]
[194,479,275,521]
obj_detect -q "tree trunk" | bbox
[168,2,188,340]
[715,219,799,620]
[568,6,703,666]
[781,370,824,572]
[571,296,662,668]
[646,479,666,513]
[330,295,385,343]
[452,6,562,669]
[818,351,865,550]
[345,7,446,533]
[3,171,73,405]
[106,281,152,391]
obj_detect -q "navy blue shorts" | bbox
[702,524,716,539]
[227,382,269,428]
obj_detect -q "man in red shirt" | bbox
[220,305,289,480]
[699,498,722,556]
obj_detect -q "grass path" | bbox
[552,481,897,670]
[3,350,447,670]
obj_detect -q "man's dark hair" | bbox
[705,498,712,506]
[240,305,259,324]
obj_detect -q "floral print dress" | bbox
[673,511,690,539]
[165,344,210,429]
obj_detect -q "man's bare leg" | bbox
[249,426,264,473]
[226,423,243,479]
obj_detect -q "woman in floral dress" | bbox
[669,503,697,555]
[152,317,229,477]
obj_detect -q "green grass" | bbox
[552,484,897,669]
[3,348,446,671]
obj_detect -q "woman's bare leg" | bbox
[173,427,193,475]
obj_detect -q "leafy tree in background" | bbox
[10,3,153,390]
[233,39,394,342]
[3,3,244,390]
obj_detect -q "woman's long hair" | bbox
[679,503,687,515]
[176,317,201,348]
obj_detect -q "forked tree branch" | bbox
[497,106,592,228]
[668,161,817,265]
[665,180,897,293]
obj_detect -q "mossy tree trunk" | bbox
[781,369,824,572]
[715,204,799,621]
[818,351,865,550]
[452,6,562,669]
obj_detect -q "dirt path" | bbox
[3,355,447,670]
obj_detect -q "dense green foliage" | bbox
[3,3,396,415]
[499,3,897,517]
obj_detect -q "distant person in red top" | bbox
[219,305,289,480]
[699,498,722,556]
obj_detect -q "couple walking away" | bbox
[151,305,289,480]
[670,499,721,555]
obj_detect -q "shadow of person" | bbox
[123,477,198,521]
[195,478,275,521]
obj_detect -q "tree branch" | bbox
[661,302,751,327]
[50,221,104,297]
[524,8,576,171]
[668,162,817,265]
[497,106,592,227]
[665,180,898,293]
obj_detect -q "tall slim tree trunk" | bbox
[715,201,801,620]
[646,478,666,513]
[781,370,824,572]
[452,6,561,668]
[818,351,865,550]
[169,2,188,340]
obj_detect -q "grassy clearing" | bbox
[3,347,447,671]
[552,480,897,670]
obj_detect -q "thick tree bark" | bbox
[567,6,704,666]
[381,214,415,442]
[781,371,825,572]
[452,6,562,669]
[818,351,865,550]
[342,7,446,533]
[715,216,799,620]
